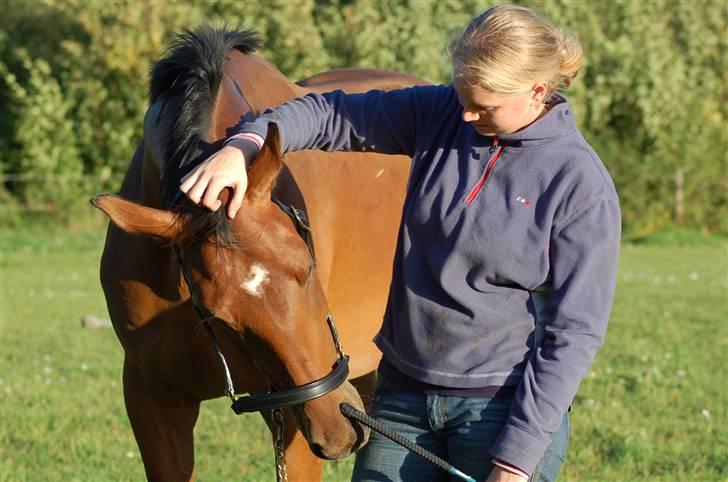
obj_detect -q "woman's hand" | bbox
[180,144,248,219]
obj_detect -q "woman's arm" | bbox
[181,85,451,217]
[488,195,622,475]
[235,87,433,156]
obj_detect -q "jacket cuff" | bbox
[224,134,264,168]
[489,422,551,476]
[226,132,264,151]
[492,459,529,478]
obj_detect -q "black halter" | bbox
[177,198,349,414]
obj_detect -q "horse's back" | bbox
[285,67,428,376]
[298,67,430,94]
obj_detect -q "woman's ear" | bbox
[531,81,549,104]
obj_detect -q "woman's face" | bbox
[453,81,546,137]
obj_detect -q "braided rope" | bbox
[340,403,477,482]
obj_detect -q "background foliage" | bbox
[1,0,726,234]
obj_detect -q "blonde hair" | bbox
[450,4,582,96]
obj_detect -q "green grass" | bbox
[1,225,726,481]
[622,228,727,247]
[562,243,728,481]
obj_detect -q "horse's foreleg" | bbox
[261,409,324,482]
[123,359,201,482]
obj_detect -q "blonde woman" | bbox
[181,4,621,481]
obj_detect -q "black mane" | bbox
[149,26,262,209]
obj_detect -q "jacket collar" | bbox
[498,93,576,148]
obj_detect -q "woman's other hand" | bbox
[180,143,248,219]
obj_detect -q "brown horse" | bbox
[92,28,427,481]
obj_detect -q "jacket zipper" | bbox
[464,137,504,205]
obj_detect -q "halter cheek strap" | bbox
[272,196,315,260]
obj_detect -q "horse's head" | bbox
[92,126,367,459]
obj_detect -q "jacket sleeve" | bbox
[230,85,450,158]
[489,195,621,475]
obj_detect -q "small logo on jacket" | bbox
[516,196,530,206]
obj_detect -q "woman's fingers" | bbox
[185,175,210,204]
[228,180,246,219]
[180,157,209,191]
[179,167,198,189]
[202,179,226,211]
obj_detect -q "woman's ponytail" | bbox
[557,31,583,90]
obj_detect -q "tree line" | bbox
[1,0,725,235]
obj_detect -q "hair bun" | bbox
[558,31,582,89]
[451,4,583,95]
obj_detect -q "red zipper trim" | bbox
[464,138,504,205]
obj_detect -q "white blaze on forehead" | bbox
[375,168,384,179]
[241,263,270,297]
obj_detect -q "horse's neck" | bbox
[210,51,305,141]
[140,97,173,208]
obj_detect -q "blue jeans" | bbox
[351,379,569,482]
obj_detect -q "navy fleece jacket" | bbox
[231,85,621,474]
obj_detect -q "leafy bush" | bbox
[1,51,82,218]
[1,0,725,234]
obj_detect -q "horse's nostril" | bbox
[351,419,370,451]
[309,442,326,459]
[308,420,361,460]
[339,402,371,451]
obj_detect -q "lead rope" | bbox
[273,408,288,482]
[340,403,477,482]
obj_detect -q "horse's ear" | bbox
[91,194,182,240]
[246,123,283,204]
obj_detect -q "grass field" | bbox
[1,222,726,481]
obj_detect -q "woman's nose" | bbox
[462,110,479,123]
